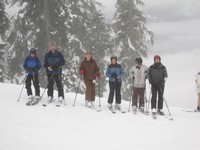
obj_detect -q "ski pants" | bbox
[197,93,200,107]
[108,81,122,104]
[47,73,64,99]
[151,84,164,109]
[132,87,145,108]
[25,74,40,96]
[84,80,95,101]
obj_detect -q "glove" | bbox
[79,70,84,75]
[111,73,117,78]
[26,68,37,72]
[52,65,59,71]
[97,74,101,79]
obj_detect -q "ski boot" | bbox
[152,108,157,119]
[26,95,34,106]
[157,109,164,115]
[132,106,137,114]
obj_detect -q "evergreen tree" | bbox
[6,0,110,97]
[112,0,153,100]
[0,0,9,76]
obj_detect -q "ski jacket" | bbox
[106,63,124,82]
[195,74,200,93]
[130,65,148,88]
[23,55,41,75]
[148,63,168,86]
[44,50,65,75]
[80,59,100,80]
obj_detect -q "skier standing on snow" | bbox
[106,55,124,111]
[148,55,168,116]
[129,57,148,113]
[44,42,65,103]
[23,48,41,105]
[79,51,101,108]
[195,71,200,111]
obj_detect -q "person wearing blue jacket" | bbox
[44,42,65,103]
[106,55,124,110]
[23,48,41,105]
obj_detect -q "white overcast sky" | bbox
[98,0,200,54]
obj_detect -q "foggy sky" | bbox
[98,0,200,54]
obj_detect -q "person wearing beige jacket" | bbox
[195,71,200,111]
[129,57,148,113]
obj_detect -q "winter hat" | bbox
[135,57,142,64]
[111,55,117,62]
[49,41,56,46]
[30,48,36,55]
[154,55,161,62]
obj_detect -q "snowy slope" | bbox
[0,83,200,150]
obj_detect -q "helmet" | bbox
[135,57,142,64]
[154,55,161,61]
[110,55,117,62]
[30,48,36,55]
[30,48,36,52]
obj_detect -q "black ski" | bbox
[182,109,199,112]
[42,99,56,107]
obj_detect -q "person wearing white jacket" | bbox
[129,57,148,113]
[195,71,200,111]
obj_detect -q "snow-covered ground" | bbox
[0,83,200,150]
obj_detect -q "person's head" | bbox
[85,51,93,61]
[111,55,117,64]
[49,41,56,53]
[135,57,142,65]
[30,48,36,57]
[154,55,161,63]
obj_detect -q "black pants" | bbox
[25,74,40,96]
[47,73,64,99]
[108,81,122,104]
[151,84,164,109]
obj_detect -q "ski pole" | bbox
[72,75,82,106]
[59,72,66,105]
[144,83,148,113]
[40,72,55,100]
[98,78,101,107]
[17,74,28,101]
[128,78,134,112]
[159,86,172,116]
[147,84,152,113]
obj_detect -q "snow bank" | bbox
[0,83,200,150]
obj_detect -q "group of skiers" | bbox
[23,42,167,114]
[23,42,200,114]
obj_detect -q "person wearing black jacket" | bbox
[148,55,168,115]
[44,42,65,103]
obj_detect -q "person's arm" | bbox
[106,66,111,78]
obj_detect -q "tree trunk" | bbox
[43,0,51,46]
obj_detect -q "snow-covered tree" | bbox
[0,0,9,75]
[112,0,153,100]
[6,0,110,97]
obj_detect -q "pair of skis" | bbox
[152,113,174,120]
[42,99,63,107]
[182,109,199,113]
[26,97,40,106]
[108,107,126,114]
[81,103,102,112]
